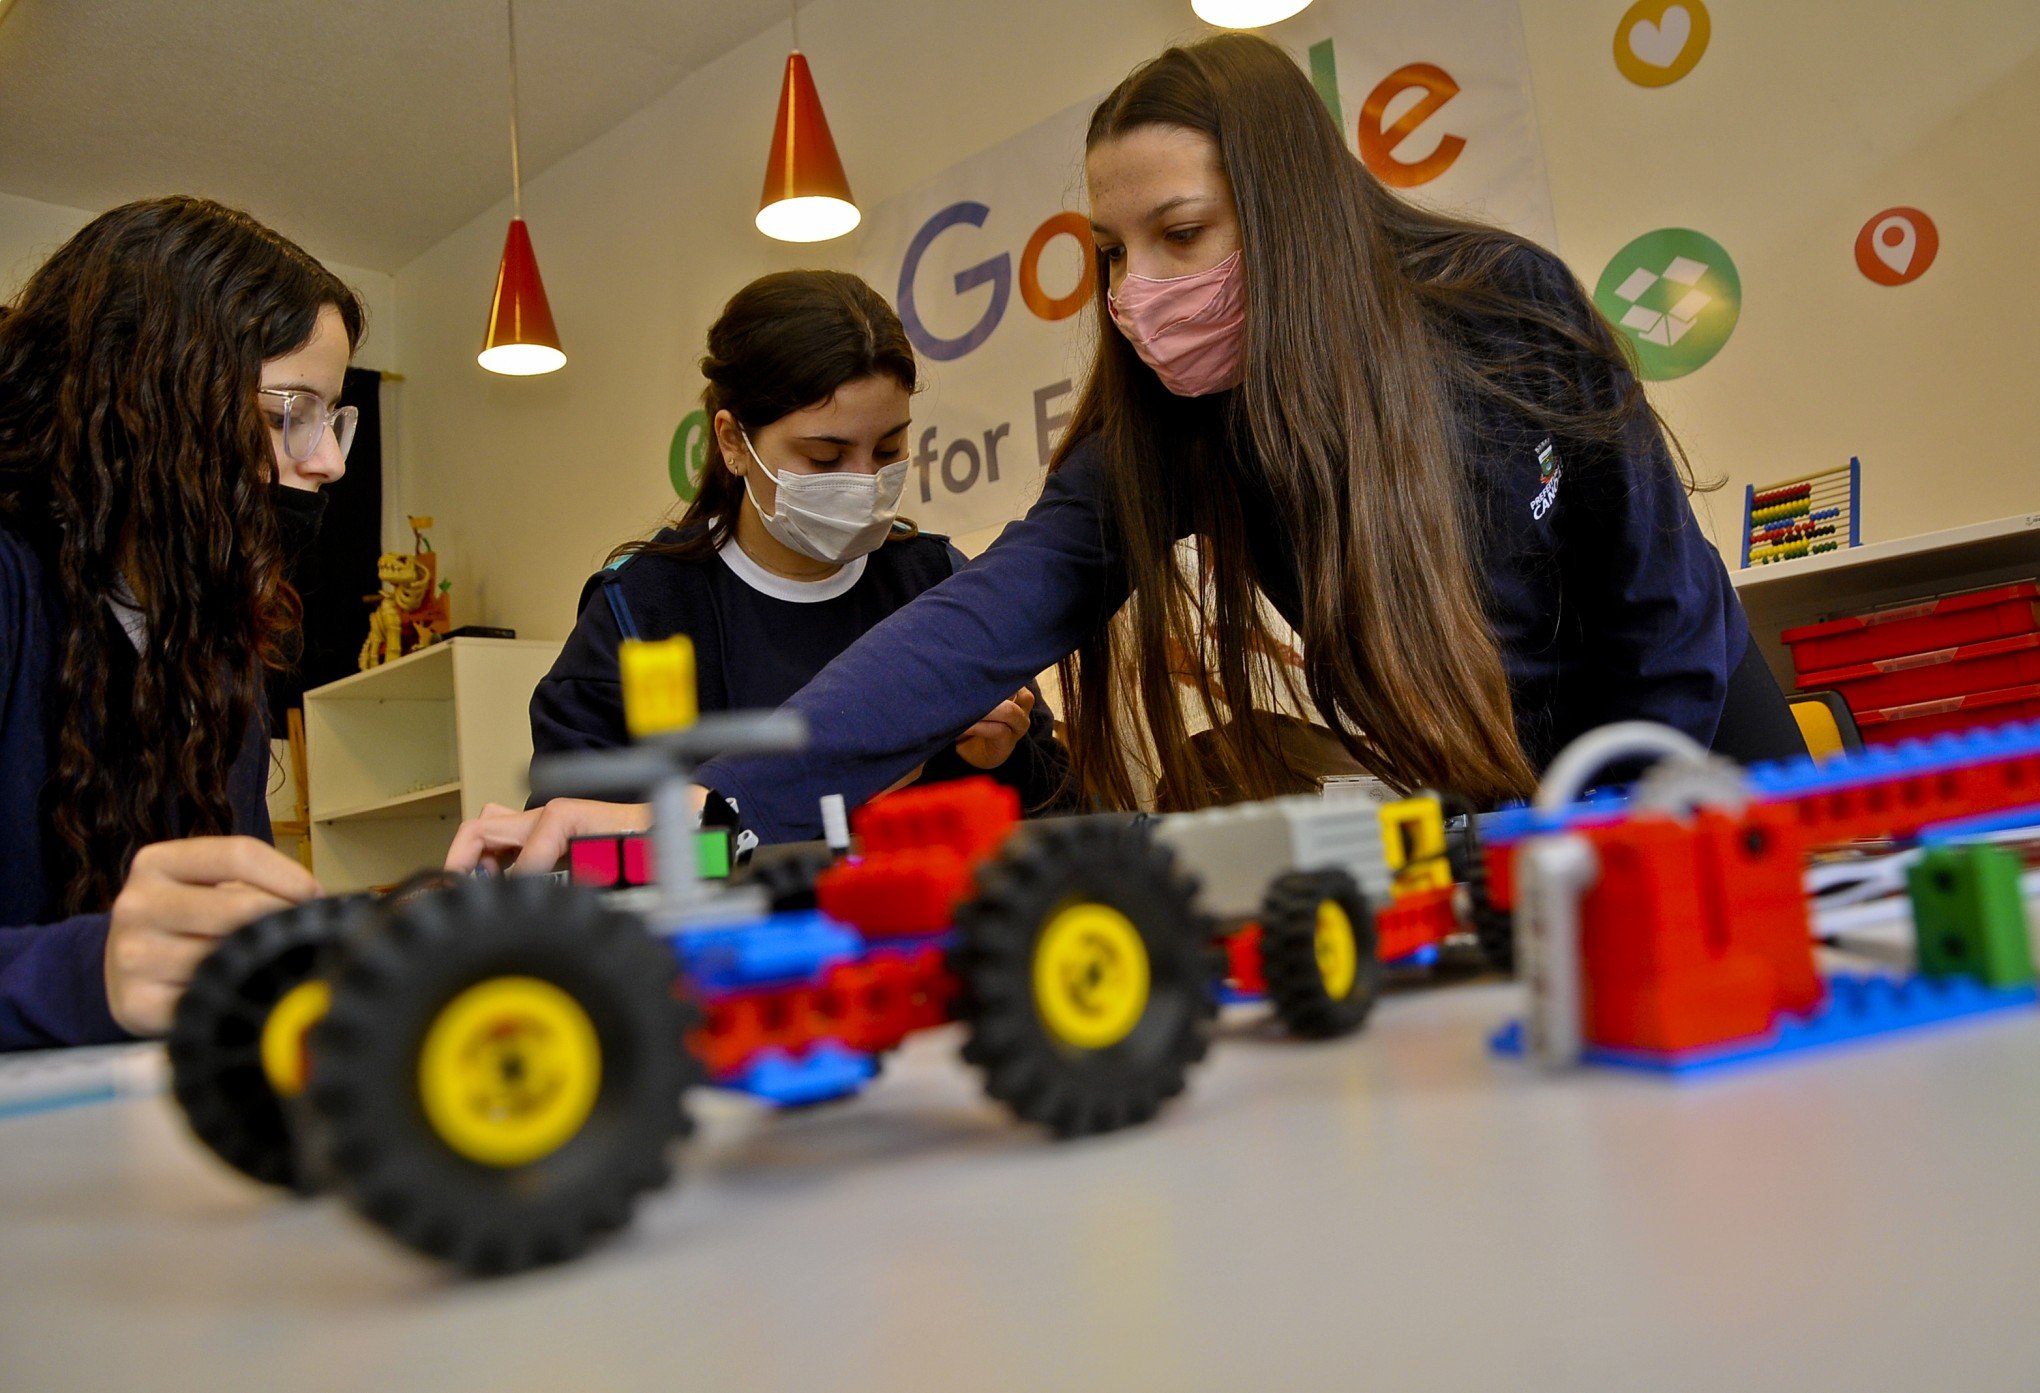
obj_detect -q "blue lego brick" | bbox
[716,1042,877,1106]
[1490,971,2039,1076]
[1916,800,2040,844]
[1385,943,1440,969]
[1218,983,1265,1006]
[1477,788,1631,847]
[673,910,862,993]
[1478,719,2040,846]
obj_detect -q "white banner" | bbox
[676,2,1557,543]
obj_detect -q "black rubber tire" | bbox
[1454,815,1515,975]
[951,819,1217,1139]
[300,877,698,1275]
[1259,869,1382,1039]
[747,844,838,912]
[167,895,376,1192]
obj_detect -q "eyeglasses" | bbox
[258,388,358,463]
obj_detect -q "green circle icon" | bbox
[1592,228,1741,381]
[668,409,708,502]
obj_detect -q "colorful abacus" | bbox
[1741,458,1861,567]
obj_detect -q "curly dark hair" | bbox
[0,195,366,914]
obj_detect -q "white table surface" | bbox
[4,974,2039,1393]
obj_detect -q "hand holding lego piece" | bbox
[955,687,1035,770]
[441,798,655,876]
[105,836,322,1036]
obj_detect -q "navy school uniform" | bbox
[693,245,1802,844]
[529,526,1073,823]
[0,525,272,1049]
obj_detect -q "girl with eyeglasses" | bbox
[680,34,1803,844]
[0,195,364,1049]
[442,270,1071,874]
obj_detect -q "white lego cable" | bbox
[1517,833,1600,1070]
[1533,721,1711,812]
[820,794,850,856]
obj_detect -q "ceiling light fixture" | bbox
[756,1,860,243]
[478,0,565,376]
[1191,0,1315,28]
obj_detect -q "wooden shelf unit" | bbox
[304,638,561,891]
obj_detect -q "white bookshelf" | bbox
[1732,511,2040,689]
[304,638,562,891]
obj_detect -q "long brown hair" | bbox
[1058,33,1689,812]
[0,196,365,913]
[617,269,920,566]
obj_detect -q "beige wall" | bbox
[0,188,401,374]
[390,0,2039,639]
[1522,0,2040,551]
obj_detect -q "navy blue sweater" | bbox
[0,525,272,1050]
[531,529,1071,817]
[696,248,1763,843]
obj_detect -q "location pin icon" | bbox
[1874,215,1917,276]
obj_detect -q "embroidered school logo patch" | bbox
[1531,437,1563,519]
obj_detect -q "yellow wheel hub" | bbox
[1033,902,1151,1050]
[417,976,602,1168]
[259,980,330,1098]
[1314,901,1359,1001]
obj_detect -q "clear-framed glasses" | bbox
[258,388,358,463]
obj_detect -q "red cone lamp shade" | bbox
[756,52,860,243]
[478,218,565,375]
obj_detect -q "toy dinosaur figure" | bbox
[358,516,454,669]
[360,553,431,669]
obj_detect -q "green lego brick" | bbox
[1908,845,2035,990]
[696,828,732,880]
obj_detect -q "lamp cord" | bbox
[790,0,800,52]
[507,0,525,219]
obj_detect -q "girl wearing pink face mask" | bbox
[690,33,1802,865]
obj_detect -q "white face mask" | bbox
[741,429,910,565]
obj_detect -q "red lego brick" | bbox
[1225,922,1266,995]
[567,836,623,889]
[1483,842,1518,915]
[1573,810,1822,1054]
[622,834,652,886]
[817,847,974,936]
[689,948,958,1076]
[814,947,956,1053]
[1771,745,2040,846]
[851,777,1019,863]
[1376,886,1459,962]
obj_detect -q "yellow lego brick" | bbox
[1379,795,1452,898]
[620,636,698,738]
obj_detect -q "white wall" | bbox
[390,0,2040,638]
[0,188,400,374]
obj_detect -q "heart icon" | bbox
[1629,7,1692,68]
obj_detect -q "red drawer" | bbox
[1855,682,2040,747]
[1798,632,2040,709]
[1782,582,2040,674]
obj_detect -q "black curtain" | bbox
[268,365,384,722]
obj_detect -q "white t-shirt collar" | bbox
[715,536,866,603]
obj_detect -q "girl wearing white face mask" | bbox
[445,271,1072,874]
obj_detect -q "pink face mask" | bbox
[1108,249,1247,397]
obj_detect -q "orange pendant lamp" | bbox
[479,0,565,375]
[756,3,860,243]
